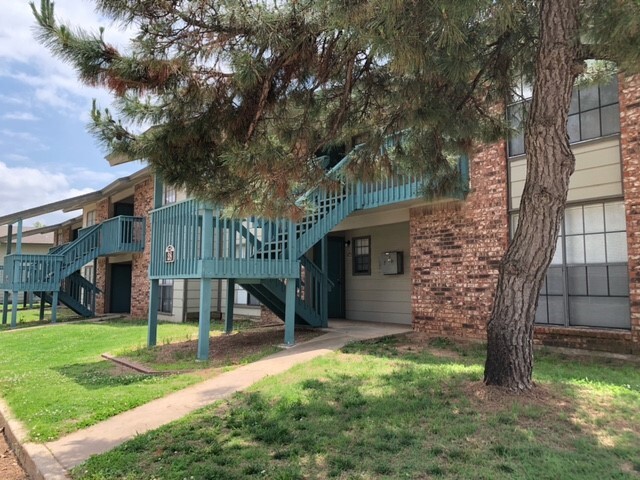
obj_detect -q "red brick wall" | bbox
[619,73,640,351]
[410,142,509,339]
[95,198,110,315]
[130,177,154,318]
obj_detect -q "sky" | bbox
[0,1,145,226]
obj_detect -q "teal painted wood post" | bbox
[1,292,8,325]
[39,293,45,321]
[320,236,329,327]
[11,290,18,328]
[197,279,212,360]
[16,219,22,255]
[225,278,235,334]
[2,224,13,325]
[147,279,159,347]
[197,206,214,361]
[51,290,58,323]
[147,174,164,348]
[10,219,23,327]
[459,154,470,196]
[284,278,296,345]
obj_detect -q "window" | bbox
[85,210,96,227]
[158,279,174,314]
[507,76,620,157]
[83,265,94,282]
[568,77,620,143]
[235,284,260,306]
[512,201,630,329]
[164,185,177,205]
[352,236,371,275]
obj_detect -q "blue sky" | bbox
[0,1,145,226]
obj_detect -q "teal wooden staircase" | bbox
[149,150,469,328]
[0,216,144,318]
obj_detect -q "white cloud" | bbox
[0,128,47,150]
[2,111,38,121]
[3,153,30,162]
[0,1,134,119]
[0,161,93,225]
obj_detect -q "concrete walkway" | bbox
[12,321,410,479]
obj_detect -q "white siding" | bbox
[344,222,411,324]
[510,137,622,209]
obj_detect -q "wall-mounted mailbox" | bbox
[380,251,403,275]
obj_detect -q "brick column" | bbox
[94,198,110,314]
[620,73,640,351]
[410,142,509,339]
[131,177,154,318]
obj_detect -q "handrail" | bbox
[299,255,335,290]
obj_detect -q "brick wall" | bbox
[619,73,640,351]
[410,142,509,339]
[94,198,110,315]
[131,177,154,318]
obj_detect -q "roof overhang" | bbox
[0,215,82,242]
[0,166,151,226]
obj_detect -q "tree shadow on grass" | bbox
[55,361,154,389]
[76,347,640,480]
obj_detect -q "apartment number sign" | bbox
[165,245,175,263]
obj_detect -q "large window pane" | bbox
[566,236,585,264]
[587,266,608,296]
[546,267,564,295]
[583,204,604,233]
[600,104,620,136]
[568,114,580,143]
[580,109,601,140]
[547,296,565,325]
[568,266,587,295]
[535,296,549,324]
[580,85,600,110]
[585,234,606,263]
[606,232,628,262]
[599,77,619,105]
[605,202,626,231]
[569,297,630,329]
[565,207,584,235]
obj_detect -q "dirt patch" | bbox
[461,381,571,412]
[119,325,324,372]
[0,431,29,480]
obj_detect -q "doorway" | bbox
[314,236,345,318]
[109,262,132,313]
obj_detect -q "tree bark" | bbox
[484,0,582,391]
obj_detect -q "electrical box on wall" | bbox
[380,251,404,275]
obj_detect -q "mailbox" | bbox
[380,251,403,275]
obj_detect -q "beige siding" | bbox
[510,137,622,209]
[344,222,411,324]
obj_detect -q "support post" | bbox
[2,223,13,325]
[147,279,159,347]
[2,292,8,325]
[284,278,296,345]
[197,205,214,361]
[51,291,58,323]
[225,278,235,334]
[320,236,329,328]
[39,293,45,321]
[146,173,164,347]
[11,290,18,328]
[197,278,212,361]
[16,219,22,255]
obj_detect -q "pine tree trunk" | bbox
[484,0,582,391]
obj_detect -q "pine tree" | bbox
[31,0,640,390]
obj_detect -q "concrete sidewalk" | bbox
[14,321,410,479]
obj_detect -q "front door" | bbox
[110,263,132,313]
[314,237,346,318]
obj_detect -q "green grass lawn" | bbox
[0,305,80,330]
[73,335,640,480]
[0,319,272,442]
